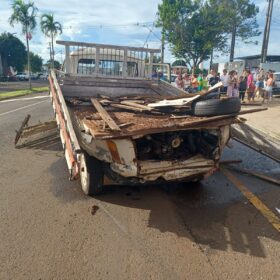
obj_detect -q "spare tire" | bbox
[199,91,220,101]
[192,98,241,117]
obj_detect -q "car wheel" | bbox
[80,153,104,196]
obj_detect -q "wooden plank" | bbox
[147,95,200,108]
[110,103,147,112]
[120,101,153,111]
[14,114,31,145]
[83,115,238,140]
[220,160,242,165]
[228,166,280,186]
[91,99,121,131]
[198,82,223,97]
[231,122,280,163]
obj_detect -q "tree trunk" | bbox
[209,49,213,71]
[229,26,236,62]
[26,30,32,90]
[51,33,54,69]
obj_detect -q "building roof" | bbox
[235,55,280,62]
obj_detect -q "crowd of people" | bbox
[174,67,275,103]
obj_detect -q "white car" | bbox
[16,72,29,81]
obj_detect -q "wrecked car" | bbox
[46,40,255,196]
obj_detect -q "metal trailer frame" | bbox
[49,70,81,180]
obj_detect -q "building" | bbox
[214,54,280,76]
[235,55,280,72]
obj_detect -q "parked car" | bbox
[16,72,29,81]
[31,73,39,80]
[38,73,48,80]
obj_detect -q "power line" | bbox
[62,21,155,30]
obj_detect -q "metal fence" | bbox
[56,40,161,79]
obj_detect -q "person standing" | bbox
[220,69,229,94]
[238,76,247,102]
[263,73,274,103]
[246,70,255,102]
[175,74,184,89]
[254,76,263,99]
[227,71,235,97]
[197,73,203,91]
[191,74,199,92]
[209,70,220,87]
[206,69,214,84]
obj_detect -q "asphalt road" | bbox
[0,93,279,280]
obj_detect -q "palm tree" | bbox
[40,14,62,69]
[9,0,37,89]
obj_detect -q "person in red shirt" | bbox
[246,70,255,102]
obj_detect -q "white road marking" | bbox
[0,100,48,117]
[0,95,48,103]
[96,201,128,235]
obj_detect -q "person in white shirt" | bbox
[220,69,229,94]
[175,74,184,89]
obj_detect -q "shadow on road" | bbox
[40,137,280,259]
[95,176,280,259]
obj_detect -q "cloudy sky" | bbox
[0,0,279,64]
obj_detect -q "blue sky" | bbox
[0,0,279,64]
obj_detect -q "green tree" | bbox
[29,52,43,72]
[46,60,61,70]
[9,0,38,89]
[213,0,260,62]
[0,32,27,74]
[172,60,187,67]
[40,13,62,68]
[157,0,228,72]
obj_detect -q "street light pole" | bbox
[261,0,274,63]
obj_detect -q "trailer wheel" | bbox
[80,153,104,196]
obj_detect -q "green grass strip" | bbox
[0,87,49,100]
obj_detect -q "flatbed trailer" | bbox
[48,40,263,196]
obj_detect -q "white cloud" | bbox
[0,0,279,65]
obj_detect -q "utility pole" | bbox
[261,0,274,63]
[161,30,165,63]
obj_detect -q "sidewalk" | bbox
[243,99,280,139]
[231,98,280,162]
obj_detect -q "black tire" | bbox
[80,153,104,196]
[199,91,219,101]
[192,98,241,117]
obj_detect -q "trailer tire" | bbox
[192,98,241,117]
[80,153,104,196]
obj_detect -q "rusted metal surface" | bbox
[74,107,239,140]
[231,122,280,163]
[49,73,80,179]
[51,71,81,153]
[138,154,215,175]
[14,114,31,145]
[15,121,58,148]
